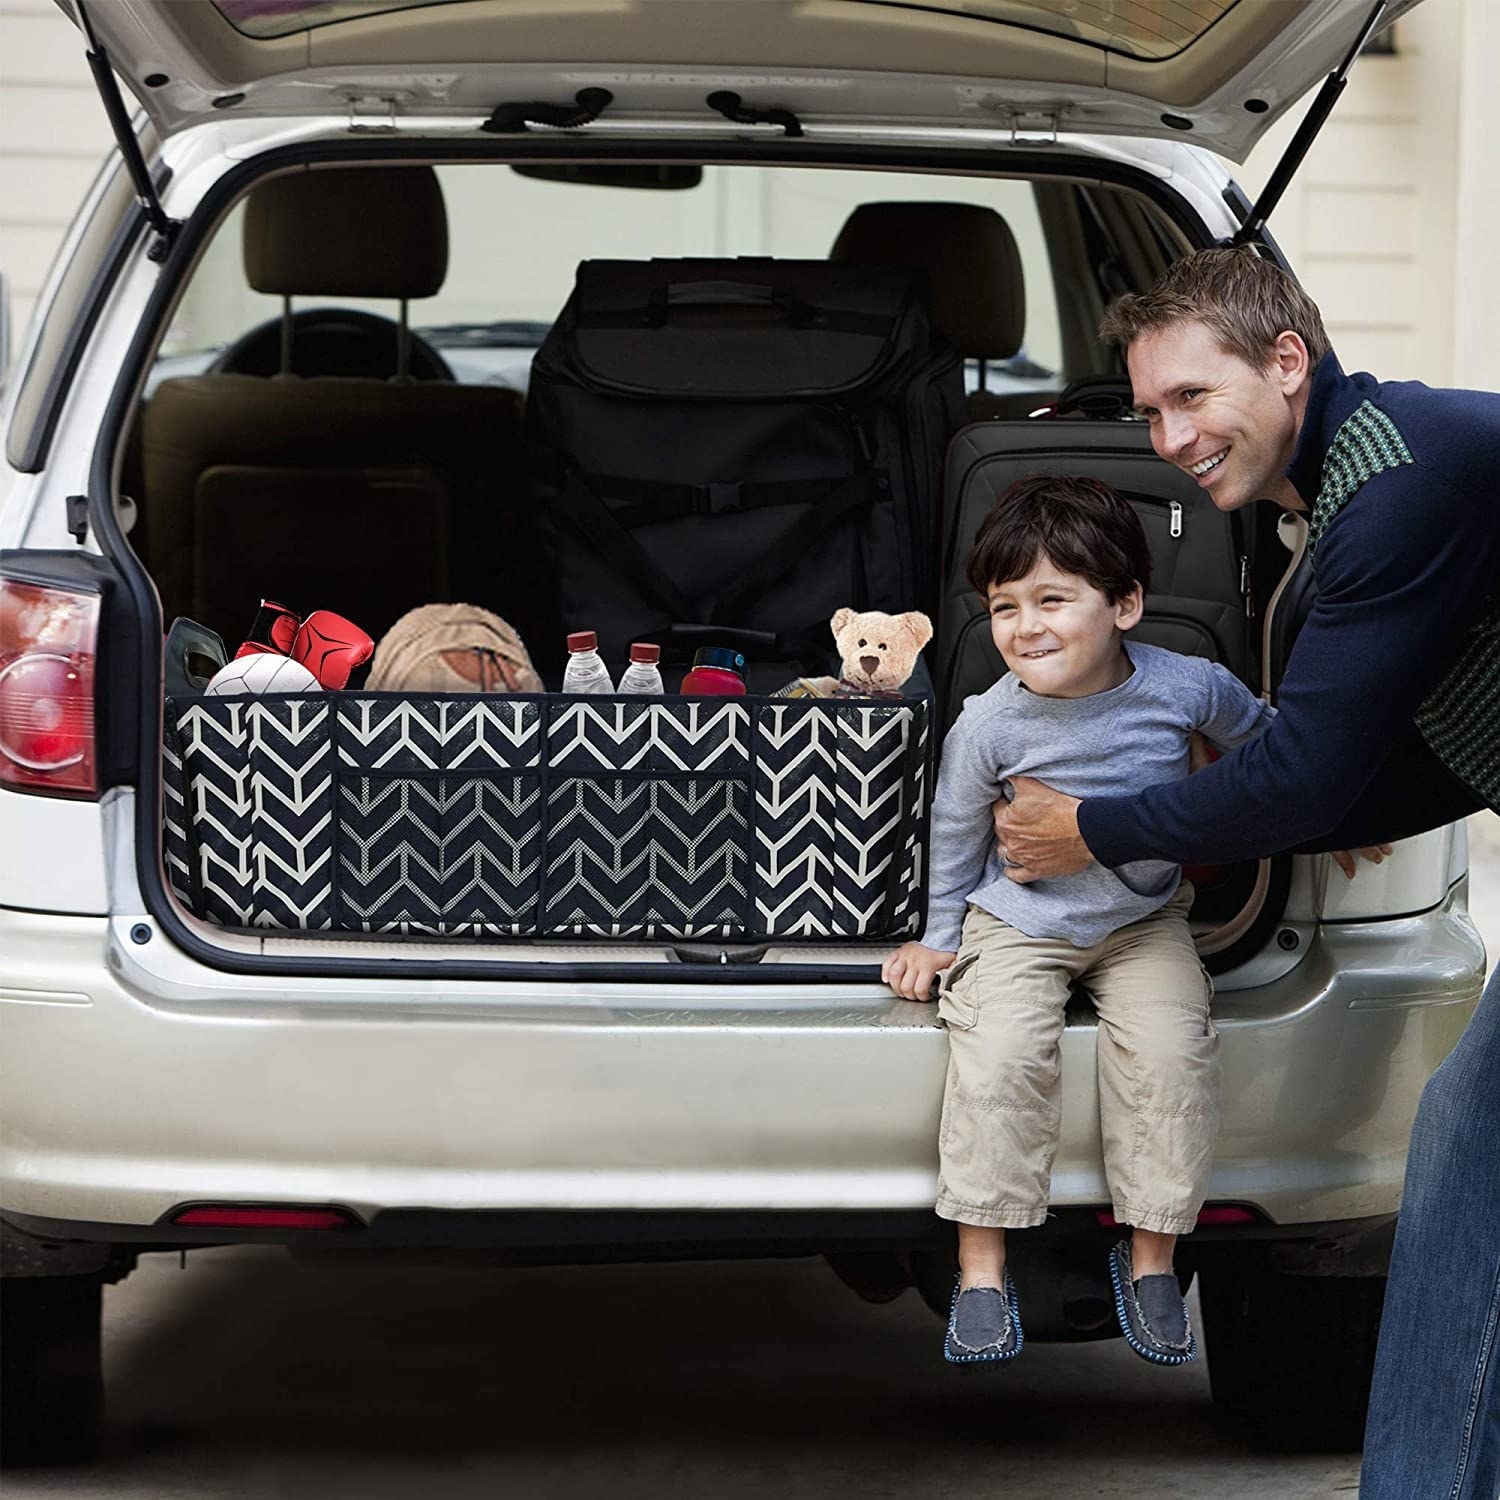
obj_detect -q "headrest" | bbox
[243,167,448,300]
[830,202,1024,359]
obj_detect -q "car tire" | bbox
[1198,1256,1385,1452]
[0,1274,105,1467]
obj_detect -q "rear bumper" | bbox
[0,1205,1393,1269]
[0,896,1482,1236]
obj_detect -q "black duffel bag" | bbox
[527,258,965,668]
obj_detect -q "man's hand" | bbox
[882,941,956,1001]
[1188,729,1215,774]
[991,776,1089,883]
[1331,843,1394,880]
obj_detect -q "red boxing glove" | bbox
[292,610,373,690]
[233,599,301,660]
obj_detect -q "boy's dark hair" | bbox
[966,474,1152,603]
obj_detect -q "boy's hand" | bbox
[1331,844,1394,880]
[882,942,957,1001]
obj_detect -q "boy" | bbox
[883,474,1274,1366]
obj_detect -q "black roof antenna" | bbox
[1226,0,1388,250]
[74,0,180,262]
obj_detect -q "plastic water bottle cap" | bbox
[629,643,660,664]
[567,631,598,653]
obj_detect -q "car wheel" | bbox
[1198,1256,1385,1452]
[0,1274,105,1467]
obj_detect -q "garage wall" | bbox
[1453,0,1500,393]
[0,0,115,352]
[1234,3,1463,387]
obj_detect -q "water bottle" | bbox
[618,642,664,695]
[561,631,615,694]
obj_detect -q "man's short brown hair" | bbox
[967,474,1151,604]
[1098,247,1331,369]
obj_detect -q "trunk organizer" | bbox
[162,694,930,940]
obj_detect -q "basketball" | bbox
[203,654,322,697]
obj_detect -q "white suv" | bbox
[1,0,1480,1467]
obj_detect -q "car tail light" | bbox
[0,579,100,798]
[1095,1204,1263,1229]
[1193,1205,1262,1227]
[170,1205,361,1231]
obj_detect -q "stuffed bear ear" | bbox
[903,612,934,652]
[830,607,855,638]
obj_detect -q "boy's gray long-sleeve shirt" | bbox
[920,642,1276,951]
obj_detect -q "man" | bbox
[992,248,1499,1499]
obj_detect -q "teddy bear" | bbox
[775,606,933,699]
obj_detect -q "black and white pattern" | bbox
[755,703,927,937]
[167,698,335,928]
[333,699,542,934]
[163,694,929,941]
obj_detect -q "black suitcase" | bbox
[937,421,1257,730]
[527,258,965,669]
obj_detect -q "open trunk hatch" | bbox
[60,0,1420,161]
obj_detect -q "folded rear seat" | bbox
[936,421,1255,731]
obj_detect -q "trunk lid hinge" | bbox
[348,95,400,132]
[74,0,180,264]
[1010,110,1058,147]
[1226,0,1388,250]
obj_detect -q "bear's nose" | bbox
[860,654,880,676]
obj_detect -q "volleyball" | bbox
[203,653,321,697]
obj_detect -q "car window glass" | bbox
[211,0,1237,59]
[158,164,1123,396]
[5,145,144,472]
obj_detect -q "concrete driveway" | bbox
[9,1250,1366,1500]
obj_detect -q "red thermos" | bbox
[680,646,747,695]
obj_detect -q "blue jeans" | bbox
[1361,961,1500,1499]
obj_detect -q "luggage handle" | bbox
[662,623,779,652]
[640,624,830,669]
[647,280,816,327]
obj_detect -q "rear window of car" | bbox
[159,163,1068,397]
[210,0,1238,60]
[853,1,1239,61]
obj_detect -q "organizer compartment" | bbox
[163,694,929,942]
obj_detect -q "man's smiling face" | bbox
[1128,319,1311,514]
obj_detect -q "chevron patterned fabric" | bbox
[163,694,930,941]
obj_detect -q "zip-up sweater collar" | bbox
[1284,351,1365,507]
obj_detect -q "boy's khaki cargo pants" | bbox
[934,886,1220,1236]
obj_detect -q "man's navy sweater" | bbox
[1081,354,1500,868]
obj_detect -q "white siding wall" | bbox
[1453,0,1500,392]
[1234,2,1466,386]
[0,0,115,355]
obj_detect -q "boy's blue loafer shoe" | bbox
[1109,1240,1197,1366]
[943,1273,1024,1364]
